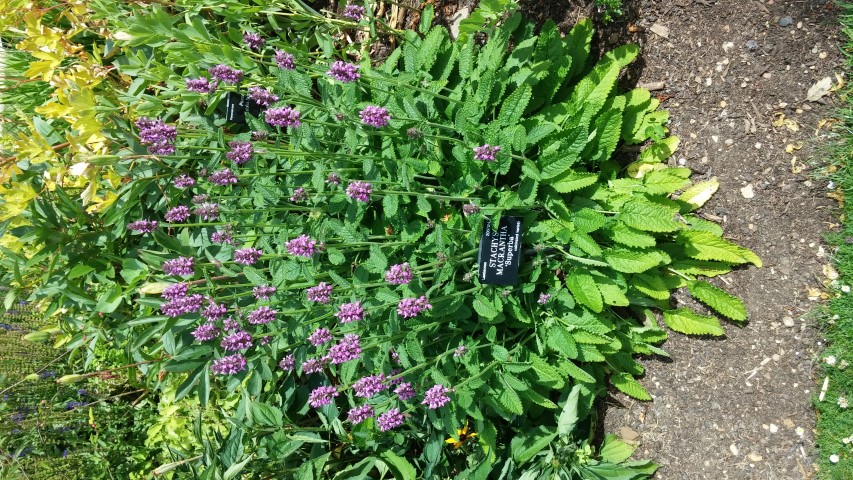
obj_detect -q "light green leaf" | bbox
[558,384,582,436]
[604,248,668,273]
[677,230,762,267]
[619,200,681,233]
[497,383,524,415]
[552,171,599,193]
[599,434,638,464]
[566,271,604,313]
[563,360,595,383]
[379,450,417,480]
[677,178,719,211]
[688,281,747,321]
[663,308,725,336]
[499,84,532,127]
[643,167,692,195]
[610,373,652,401]
[547,324,578,358]
[473,295,499,319]
[604,222,657,248]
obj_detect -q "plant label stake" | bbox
[225,93,261,124]
[477,216,522,285]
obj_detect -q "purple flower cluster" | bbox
[352,374,387,398]
[265,106,301,128]
[208,64,243,84]
[473,144,501,162]
[193,194,210,204]
[275,50,295,70]
[162,283,189,300]
[335,301,364,323]
[243,32,265,51]
[290,187,307,203]
[327,61,361,83]
[421,384,451,409]
[462,203,480,216]
[252,285,276,300]
[342,4,366,20]
[309,385,339,408]
[202,301,228,322]
[307,282,333,303]
[325,173,341,186]
[377,408,404,431]
[223,318,240,331]
[347,404,374,424]
[234,247,263,265]
[397,295,432,319]
[385,263,412,285]
[279,354,295,371]
[302,358,326,374]
[161,294,204,317]
[326,334,361,364]
[346,181,372,202]
[308,328,333,346]
[226,141,253,165]
[186,77,217,93]
[211,230,236,245]
[194,202,220,221]
[537,293,551,305]
[394,382,415,401]
[286,234,317,257]
[221,330,253,351]
[248,86,279,107]
[163,256,194,276]
[128,219,158,234]
[173,175,195,188]
[192,323,219,342]
[248,306,277,325]
[136,117,177,155]
[211,353,247,375]
[165,205,191,223]
[359,105,390,127]
[208,168,238,186]
[453,345,468,358]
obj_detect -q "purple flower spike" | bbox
[192,323,219,342]
[208,64,243,84]
[473,144,501,162]
[275,50,295,70]
[308,328,333,346]
[347,404,374,424]
[342,4,366,20]
[211,353,247,375]
[209,168,238,186]
[161,294,204,317]
[385,263,412,285]
[279,354,295,371]
[462,203,480,215]
[234,247,263,265]
[165,205,191,223]
[335,301,364,324]
[186,77,217,93]
[306,282,333,304]
[327,61,361,83]
[325,173,341,185]
[202,301,228,322]
[421,384,452,409]
[537,293,551,305]
[302,358,326,374]
[136,117,177,155]
[453,345,468,358]
[243,32,265,51]
[220,330,253,351]
[226,141,253,165]
[173,175,195,188]
[326,334,361,364]
[309,385,339,408]
[394,382,415,401]
[193,202,220,221]
[290,187,307,203]
[253,285,276,300]
[286,234,317,258]
[352,374,387,398]
[346,181,372,202]
[163,256,194,276]
[359,105,390,128]
[247,306,277,324]
[265,106,301,128]
[248,86,279,107]
[377,408,404,432]
[128,219,158,234]
[397,295,432,319]
[162,283,189,300]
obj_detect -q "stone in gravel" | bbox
[650,22,670,39]
[730,444,740,455]
[779,16,793,27]
[746,39,759,51]
[769,423,779,433]
[741,184,755,199]
[783,316,796,327]
[748,453,764,462]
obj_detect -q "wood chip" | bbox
[650,23,670,39]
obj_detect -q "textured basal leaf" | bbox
[571,231,602,256]
[669,259,732,277]
[563,360,596,383]
[569,60,621,127]
[683,214,724,236]
[571,329,609,345]
[604,222,657,248]
[530,353,564,389]
[501,372,528,391]
[524,120,558,146]
[577,344,606,362]
[518,178,539,205]
[631,272,671,300]
[639,135,680,163]
[458,36,475,79]
[539,126,589,179]
[619,199,681,233]
[601,44,640,70]
[566,271,604,313]
[688,281,747,321]
[678,178,720,211]
[551,171,599,193]
[596,280,630,306]
[383,193,399,217]
[499,84,532,127]
[546,324,578,358]
[497,382,524,415]
[564,19,593,83]
[572,208,606,233]
[521,160,543,181]
[677,230,762,267]
[629,110,669,144]
[603,247,668,273]
[610,373,652,400]
[521,388,558,409]
[663,308,725,336]
[475,70,496,107]
[643,167,692,195]
[620,88,652,143]
[473,295,499,319]
[587,105,624,164]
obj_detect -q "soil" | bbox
[396,0,845,477]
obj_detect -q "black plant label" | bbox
[477,216,522,285]
[225,93,261,123]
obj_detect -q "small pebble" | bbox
[746,39,759,50]
[770,423,779,433]
[779,16,793,27]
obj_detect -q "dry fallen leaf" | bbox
[650,23,669,38]
[806,77,833,102]
[785,143,803,154]
[773,113,799,132]
[824,264,840,280]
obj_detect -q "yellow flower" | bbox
[445,419,477,449]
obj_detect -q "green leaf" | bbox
[610,373,652,400]
[631,272,671,300]
[603,248,668,273]
[557,384,582,436]
[571,231,602,257]
[539,126,588,179]
[643,167,692,195]
[605,222,657,248]
[663,308,725,336]
[383,194,399,217]
[678,179,719,211]
[599,434,638,464]
[499,84,532,127]
[688,281,747,321]
[563,360,595,383]
[379,451,417,480]
[520,388,558,409]
[677,230,762,267]
[619,200,681,233]
[596,279,630,307]
[566,271,603,313]
[552,171,599,193]
[529,353,564,389]
[473,295,499,319]
[497,383,524,415]
[250,402,283,427]
[512,427,557,463]
[546,324,578,358]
